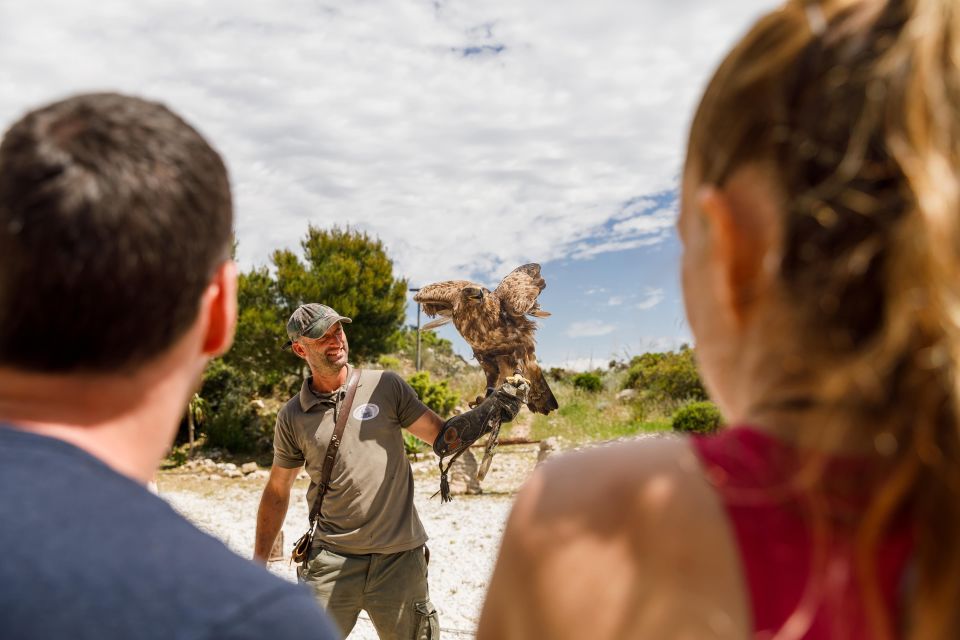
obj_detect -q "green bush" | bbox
[403,431,428,458]
[671,401,723,434]
[200,359,271,452]
[378,355,401,370]
[407,371,459,417]
[546,367,569,382]
[623,346,706,402]
[572,372,603,393]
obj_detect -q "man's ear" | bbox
[698,176,773,325]
[201,261,238,357]
[290,342,307,359]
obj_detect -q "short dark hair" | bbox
[0,93,233,373]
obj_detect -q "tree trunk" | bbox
[188,411,195,457]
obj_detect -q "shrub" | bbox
[407,371,459,417]
[623,346,706,402]
[572,372,603,393]
[403,431,428,458]
[378,355,401,370]
[200,359,270,452]
[671,401,723,434]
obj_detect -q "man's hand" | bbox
[433,377,529,458]
[497,374,529,420]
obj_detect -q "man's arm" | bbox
[405,408,444,448]
[252,465,300,565]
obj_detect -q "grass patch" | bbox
[526,380,671,444]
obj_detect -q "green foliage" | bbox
[623,346,706,402]
[403,431,428,458]
[223,267,293,392]
[528,376,672,443]
[546,367,569,382]
[272,225,408,362]
[165,444,190,468]
[200,359,273,452]
[407,371,459,418]
[378,355,401,370]
[187,393,207,427]
[572,372,603,393]
[395,325,455,361]
[223,226,407,398]
[671,401,723,434]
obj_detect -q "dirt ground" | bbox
[157,442,541,639]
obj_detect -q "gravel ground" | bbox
[157,443,541,639]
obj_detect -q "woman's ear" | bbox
[201,261,238,357]
[698,169,778,326]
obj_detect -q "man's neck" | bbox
[310,364,350,393]
[0,345,203,484]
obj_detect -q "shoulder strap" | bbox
[308,368,361,525]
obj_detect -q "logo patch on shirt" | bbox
[353,403,380,421]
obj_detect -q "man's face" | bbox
[294,322,349,374]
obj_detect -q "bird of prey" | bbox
[414,263,559,415]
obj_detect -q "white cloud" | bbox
[636,288,666,310]
[0,0,771,284]
[624,336,691,355]
[585,287,608,295]
[566,320,616,338]
[572,235,667,260]
[543,357,607,372]
[607,295,626,306]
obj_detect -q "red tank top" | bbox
[692,426,913,639]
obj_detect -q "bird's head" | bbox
[461,286,486,304]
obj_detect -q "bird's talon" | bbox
[506,374,530,387]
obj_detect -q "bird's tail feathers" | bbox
[525,360,559,415]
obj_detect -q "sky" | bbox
[0,0,772,370]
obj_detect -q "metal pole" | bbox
[409,287,422,371]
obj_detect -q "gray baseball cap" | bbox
[283,303,352,349]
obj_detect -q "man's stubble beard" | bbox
[307,345,348,376]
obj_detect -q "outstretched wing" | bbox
[413,280,475,317]
[494,264,546,314]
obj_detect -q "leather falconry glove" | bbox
[433,377,529,502]
[433,378,527,458]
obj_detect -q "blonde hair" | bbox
[688,1,960,638]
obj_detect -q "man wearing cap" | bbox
[254,302,525,639]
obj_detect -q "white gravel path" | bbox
[157,444,541,639]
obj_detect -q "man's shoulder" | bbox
[280,393,299,414]
[368,367,421,388]
[362,367,394,385]
[278,386,307,420]
[0,444,336,639]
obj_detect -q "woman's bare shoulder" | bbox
[478,435,749,640]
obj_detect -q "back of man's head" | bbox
[0,93,233,373]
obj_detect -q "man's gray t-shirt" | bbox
[273,367,430,554]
